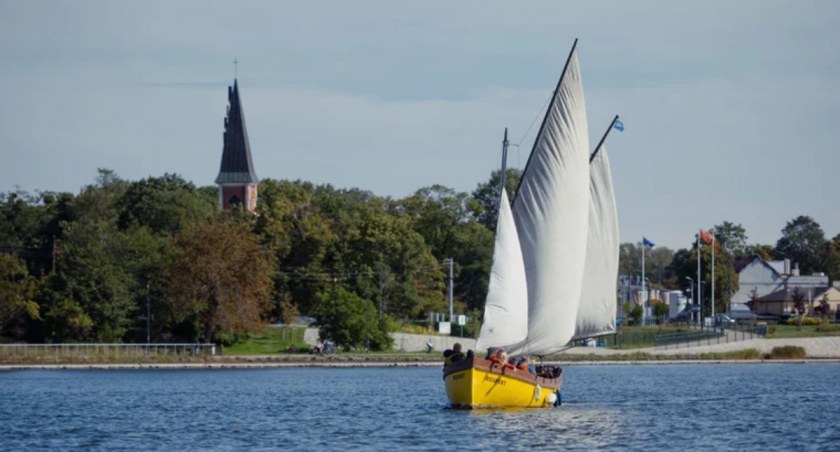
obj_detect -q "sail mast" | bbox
[476,131,529,352]
[511,38,579,207]
[499,128,509,200]
[590,115,619,162]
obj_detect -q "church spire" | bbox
[216,79,259,212]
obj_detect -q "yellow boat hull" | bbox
[443,356,563,408]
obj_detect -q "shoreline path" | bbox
[2,336,838,370]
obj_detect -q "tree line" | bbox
[2,168,837,347]
[0,169,520,348]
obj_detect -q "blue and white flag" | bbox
[642,237,655,248]
[613,119,624,132]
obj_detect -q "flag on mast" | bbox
[696,233,701,327]
[640,236,654,324]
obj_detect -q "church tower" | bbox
[215,79,258,212]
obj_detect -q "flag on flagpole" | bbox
[642,237,655,248]
[699,229,717,247]
[699,229,717,318]
[613,118,624,132]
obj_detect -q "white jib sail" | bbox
[476,190,529,352]
[510,48,590,356]
[574,145,619,340]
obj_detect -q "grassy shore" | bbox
[2,346,822,367]
[4,323,837,367]
[766,324,840,338]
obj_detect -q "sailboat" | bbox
[443,40,619,408]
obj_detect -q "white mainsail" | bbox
[574,144,619,340]
[476,190,528,352]
[510,43,590,356]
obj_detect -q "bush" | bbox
[396,323,434,335]
[785,317,820,326]
[312,288,394,351]
[768,345,806,359]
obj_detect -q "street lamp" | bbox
[146,282,151,344]
[685,276,694,325]
[442,258,454,322]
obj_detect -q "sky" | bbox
[1,0,838,251]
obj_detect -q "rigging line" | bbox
[514,94,552,154]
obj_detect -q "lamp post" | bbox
[146,282,151,344]
[443,258,454,322]
[685,276,694,326]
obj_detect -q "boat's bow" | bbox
[443,356,562,409]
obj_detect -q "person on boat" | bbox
[443,343,465,366]
[515,356,536,376]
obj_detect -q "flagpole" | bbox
[696,231,702,328]
[711,236,715,322]
[590,115,619,162]
[641,238,646,326]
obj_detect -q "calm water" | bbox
[1,364,839,451]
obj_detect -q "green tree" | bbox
[0,253,40,338]
[663,248,693,290]
[255,179,334,316]
[164,215,275,343]
[746,244,775,261]
[320,187,444,321]
[825,234,840,283]
[397,185,489,313]
[312,286,393,351]
[116,226,170,342]
[629,303,643,326]
[0,191,44,248]
[0,190,73,276]
[652,301,670,325]
[668,240,737,316]
[398,185,478,259]
[471,168,522,231]
[775,216,828,274]
[117,173,216,236]
[70,169,128,224]
[647,246,675,286]
[711,221,749,259]
[42,219,134,342]
[618,243,641,279]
